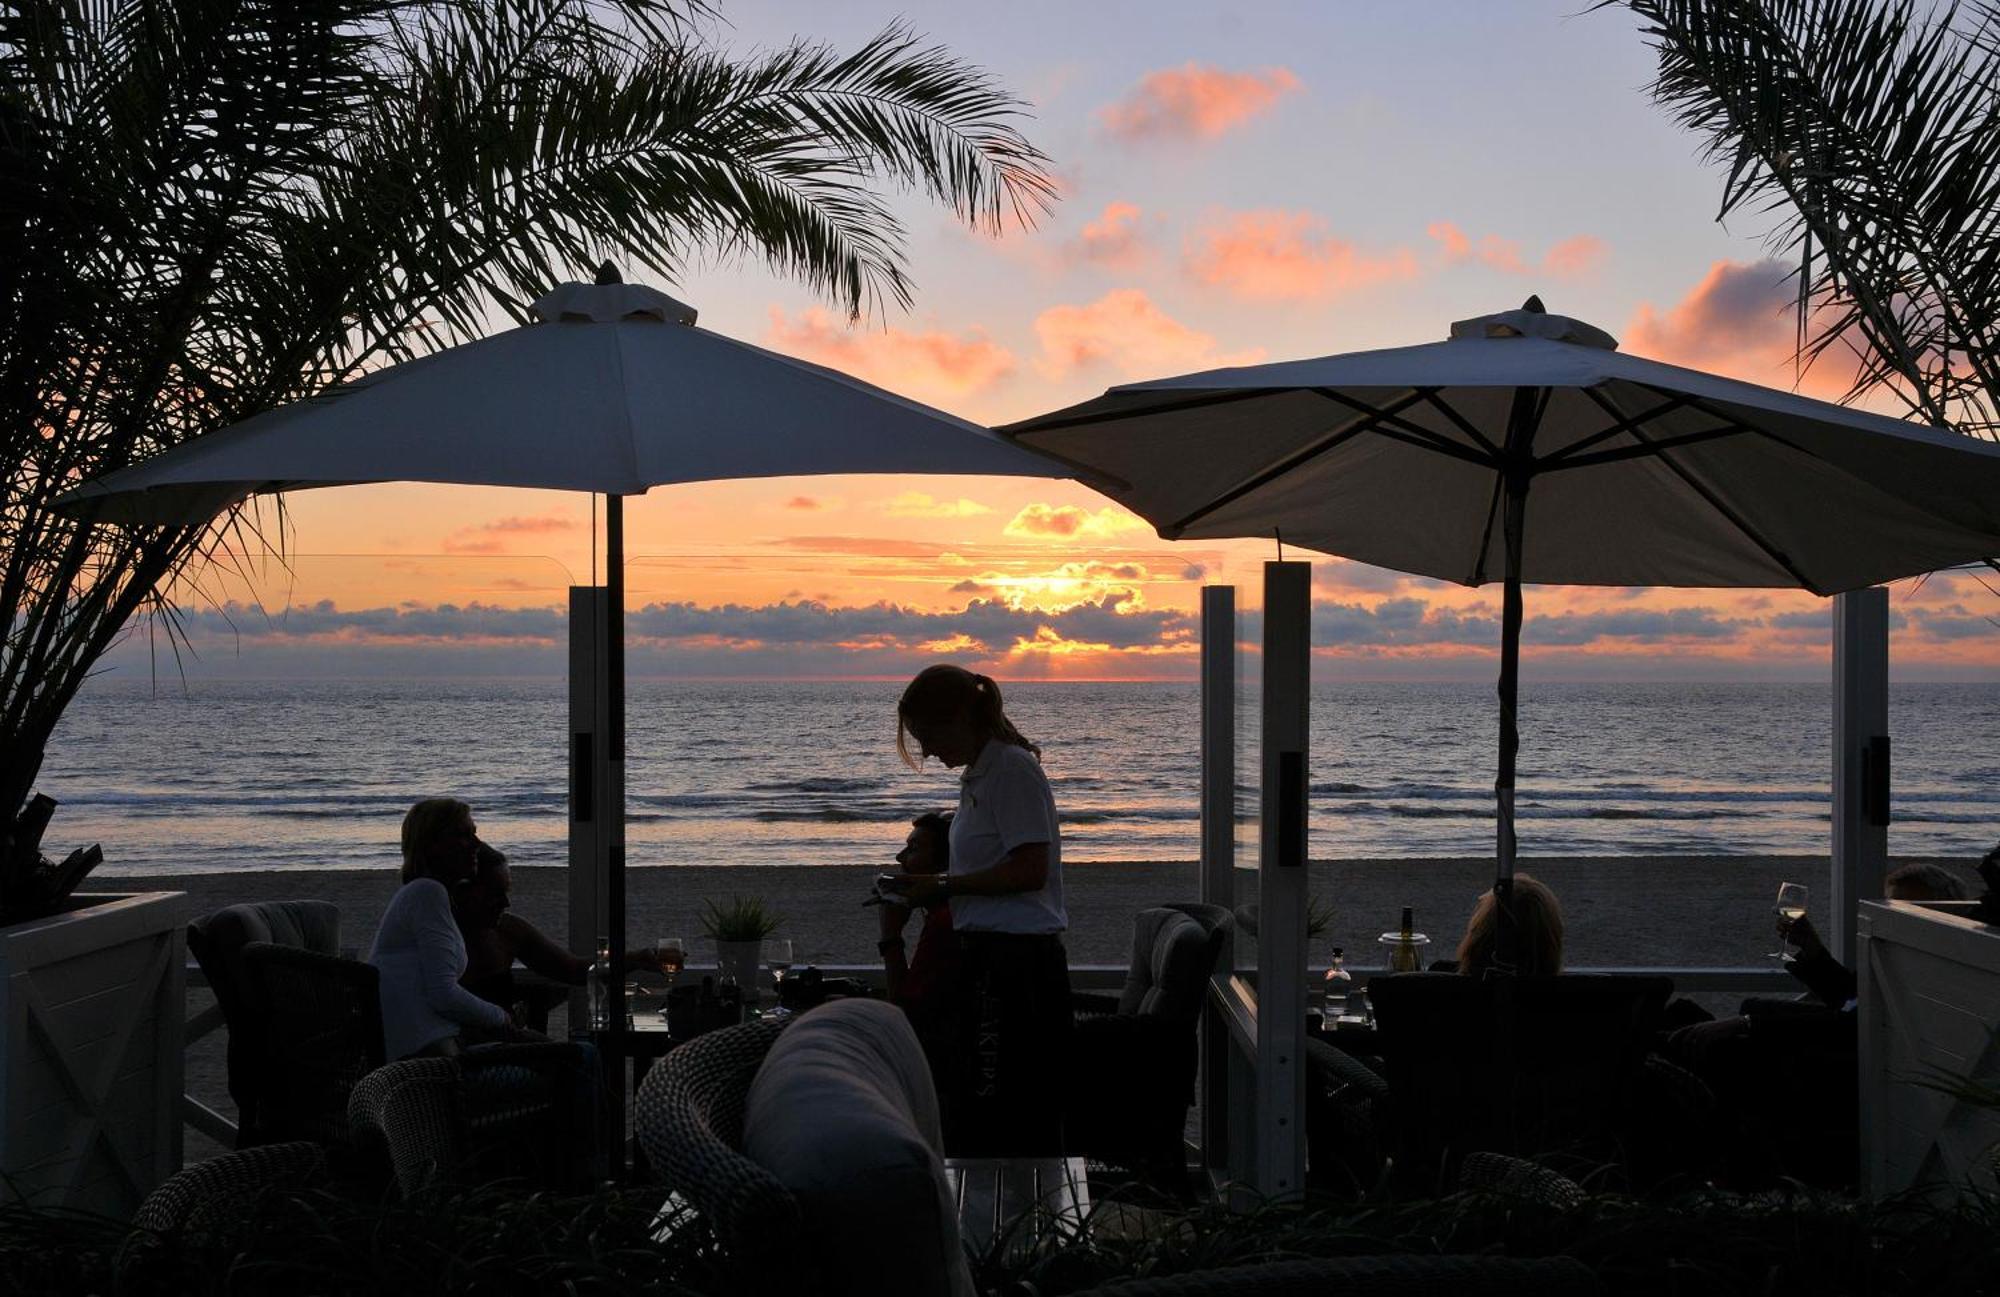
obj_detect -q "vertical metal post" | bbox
[1256,561,1309,1199]
[568,587,611,964]
[1832,587,1890,967]
[1199,585,1236,1178]
[604,496,628,1162]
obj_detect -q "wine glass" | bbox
[766,938,794,988]
[1769,883,1809,958]
[656,935,687,986]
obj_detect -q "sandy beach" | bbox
[144,853,1974,1165]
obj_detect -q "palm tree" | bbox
[1618,0,2000,444]
[0,0,1054,830]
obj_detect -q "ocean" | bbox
[37,678,2000,876]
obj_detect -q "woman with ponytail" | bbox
[887,664,1071,1155]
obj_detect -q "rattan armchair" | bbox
[347,1042,598,1195]
[236,941,385,1148]
[633,1016,800,1287]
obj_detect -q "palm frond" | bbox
[1619,0,2000,441]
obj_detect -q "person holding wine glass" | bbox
[455,841,669,1027]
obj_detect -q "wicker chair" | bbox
[634,1016,800,1287]
[186,901,342,1146]
[1067,1254,1600,1296]
[236,942,385,1147]
[1369,973,1671,1190]
[1304,1036,1390,1194]
[131,1140,326,1237]
[348,1043,598,1196]
[1068,903,1232,1181]
[1457,1150,1587,1209]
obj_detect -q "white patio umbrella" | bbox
[1003,298,2000,967]
[59,269,1075,1100]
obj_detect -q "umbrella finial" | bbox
[594,262,624,286]
[1521,294,1546,314]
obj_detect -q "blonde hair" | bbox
[896,664,1039,770]
[400,797,472,883]
[1455,873,1564,978]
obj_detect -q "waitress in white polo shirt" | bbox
[887,664,1070,1155]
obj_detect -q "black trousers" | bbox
[946,932,1073,1157]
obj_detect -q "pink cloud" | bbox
[1101,63,1301,141]
[1623,259,1858,398]
[762,307,1015,407]
[1427,222,1607,279]
[1065,201,1151,271]
[442,513,577,554]
[784,496,823,511]
[1033,289,1265,378]
[1186,210,1420,302]
[1544,234,1608,278]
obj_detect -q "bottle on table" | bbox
[1323,946,1352,1016]
[587,935,612,1030]
[1383,907,1428,973]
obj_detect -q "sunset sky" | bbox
[124,1,2000,683]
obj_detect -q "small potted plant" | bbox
[702,895,782,991]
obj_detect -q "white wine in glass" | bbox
[766,938,794,987]
[1769,883,1809,958]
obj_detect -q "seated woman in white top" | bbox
[885,664,1070,1156]
[370,797,515,1060]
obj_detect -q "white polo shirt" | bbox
[949,739,1066,935]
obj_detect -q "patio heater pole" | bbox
[606,493,628,1153]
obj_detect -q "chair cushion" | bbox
[1118,909,1209,1021]
[742,999,973,1297]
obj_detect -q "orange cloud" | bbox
[784,496,823,511]
[882,491,993,519]
[1427,222,1606,279]
[1101,63,1301,141]
[1003,503,1150,540]
[1624,258,1858,398]
[1186,211,1420,301]
[762,307,1015,407]
[1065,201,1150,271]
[442,512,578,554]
[1033,289,1265,377]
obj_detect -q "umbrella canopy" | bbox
[58,272,1075,1140]
[1003,299,2000,968]
[60,277,1065,523]
[1004,303,2000,594]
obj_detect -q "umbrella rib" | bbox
[1307,389,1498,467]
[1542,423,1751,472]
[1538,392,1697,465]
[1470,466,1506,586]
[1002,388,1278,436]
[1619,416,1822,593]
[1162,389,1434,536]
[1416,391,1504,457]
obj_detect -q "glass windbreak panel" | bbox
[1231,574,1264,983]
[43,553,577,879]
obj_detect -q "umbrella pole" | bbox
[607,493,628,1162]
[1492,386,1541,976]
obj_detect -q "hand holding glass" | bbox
[1769,883,1809,958]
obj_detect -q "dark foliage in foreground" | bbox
[3,1175,1999,1297]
